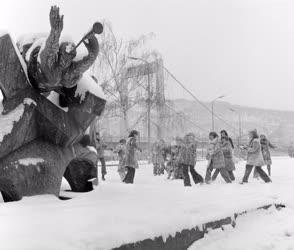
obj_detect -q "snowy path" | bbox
[0,156,293,249]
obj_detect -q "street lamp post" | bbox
[211,95,225,131]
[229,108,242,145]
[128,57,151,155]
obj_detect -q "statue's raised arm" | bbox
[40,6,64,72]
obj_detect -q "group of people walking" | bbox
[89,129,142,185]
[96,126,274,187]
[149,129,274,186]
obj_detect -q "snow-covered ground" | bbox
[0,156,293,250]
[189,206,294,250]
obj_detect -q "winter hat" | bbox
[249,129,258,139]
[209,132,219,139]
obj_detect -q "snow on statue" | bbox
[18,5,102,107]
[0,5,106,202]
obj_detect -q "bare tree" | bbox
[92,21,156,136]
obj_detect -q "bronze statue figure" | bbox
[25,6,101,106]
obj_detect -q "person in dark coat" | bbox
[158,139,167,175]
[205,132,231,184]
[220,130,234,149]
[178,133,203,186]
[95,132,107,181]
[212,135,235,181]
[173,137,184,179]
[151,141,165,176]
[240,130,271,184]
[288,143,294,158]
[123,130,142,184]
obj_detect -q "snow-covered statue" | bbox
[0,5,106,202]
[19,6,103,106]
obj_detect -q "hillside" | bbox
[170,99,294,147]
[99,98,294,148]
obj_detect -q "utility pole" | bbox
[147,65,151,155]
[238,113,242,145]
[211,102,214,131]
[229,108,242,146]
[128,56,153,157]
[211,95,225,131]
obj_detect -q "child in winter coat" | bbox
[212,136,235,181]
[123,130,142,184]
[152,141,164,176]
[260,134,275,176]
[164,144,173,179]
[240,129,271,184]
[205,132,231,184]
[114,139,127,181]
[172,137,184,179]
[178,133,203,186]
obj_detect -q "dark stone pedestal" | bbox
[64,158,97,192]
[0,139,74,202]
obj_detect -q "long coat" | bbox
[260,138,274,165]
[114,144,126,170]
[151,142,165,165]
[123,137,140,169]
[208,138,225,169]
[221,140,235,171]
[178,142,197,166]
[246,138,265,166]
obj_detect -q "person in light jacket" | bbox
[240,130,271,184]
[123,130,142,184]
[114,139,127,182]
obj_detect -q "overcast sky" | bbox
[1,0,294,110]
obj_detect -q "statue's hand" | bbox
[49,5,64,33]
